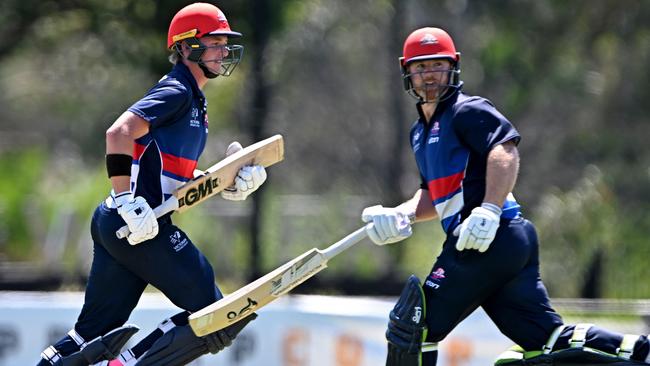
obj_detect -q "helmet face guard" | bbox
[176,37,244,78]
[401,57,461,103]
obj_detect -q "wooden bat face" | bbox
[188,221,368,337]
[175,134,284,213]
[115,135,284,239]
[189,249,327,336]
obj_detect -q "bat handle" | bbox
[115,197,180,239]
[322,225,370,260]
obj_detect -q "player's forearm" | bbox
[110,176,131,194]
[396,189,437,222]
[484,141,519,206]
[106,128,133,193]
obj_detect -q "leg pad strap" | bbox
[495,322,650,366]
[51,325,139,366]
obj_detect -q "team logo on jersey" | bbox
[431,121,440,136]
[427,121,441,144]
[420,33,438,45]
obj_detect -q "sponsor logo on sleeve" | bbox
[425,267,446,289]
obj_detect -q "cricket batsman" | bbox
[361,26,650,365]
[37,3,265,365]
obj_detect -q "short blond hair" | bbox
[168,50,181,64]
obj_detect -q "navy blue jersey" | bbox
[125,62,209,207]
[410,87,521,233]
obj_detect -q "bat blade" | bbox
[116,135,284,239]
[188,226,368,337]
[189,249,327,336]
[175,134,284,213]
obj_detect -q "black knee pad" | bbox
[385,275,429,366]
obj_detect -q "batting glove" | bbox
[454,202,502,253]
[114,192,158,245]
[220,141,268,201]
[361,205,413,246]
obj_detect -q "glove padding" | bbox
[361,205,413,245]
[220,141,267,201]
[115,192,158,245]
[454,202,502,253]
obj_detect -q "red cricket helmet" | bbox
[400,27,461,103]
[400,27,459,67]
[167,2,242,49]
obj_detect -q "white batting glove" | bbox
[114,192,159,245]
[361,205,413,246]
[221,165,267,201]
[454,202,502,253]
[220,141,268,201]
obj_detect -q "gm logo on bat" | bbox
[179,176,222,208]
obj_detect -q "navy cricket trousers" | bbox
[422,216,564,351]
[74,202,222,341]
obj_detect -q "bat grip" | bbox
[322,225,370,260]
[115,198,179,239]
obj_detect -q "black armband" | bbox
[106,154,133,178]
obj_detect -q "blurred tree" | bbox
[244,0,297,280]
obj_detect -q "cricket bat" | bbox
[116,134,284,239]
[188,225,370,336]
